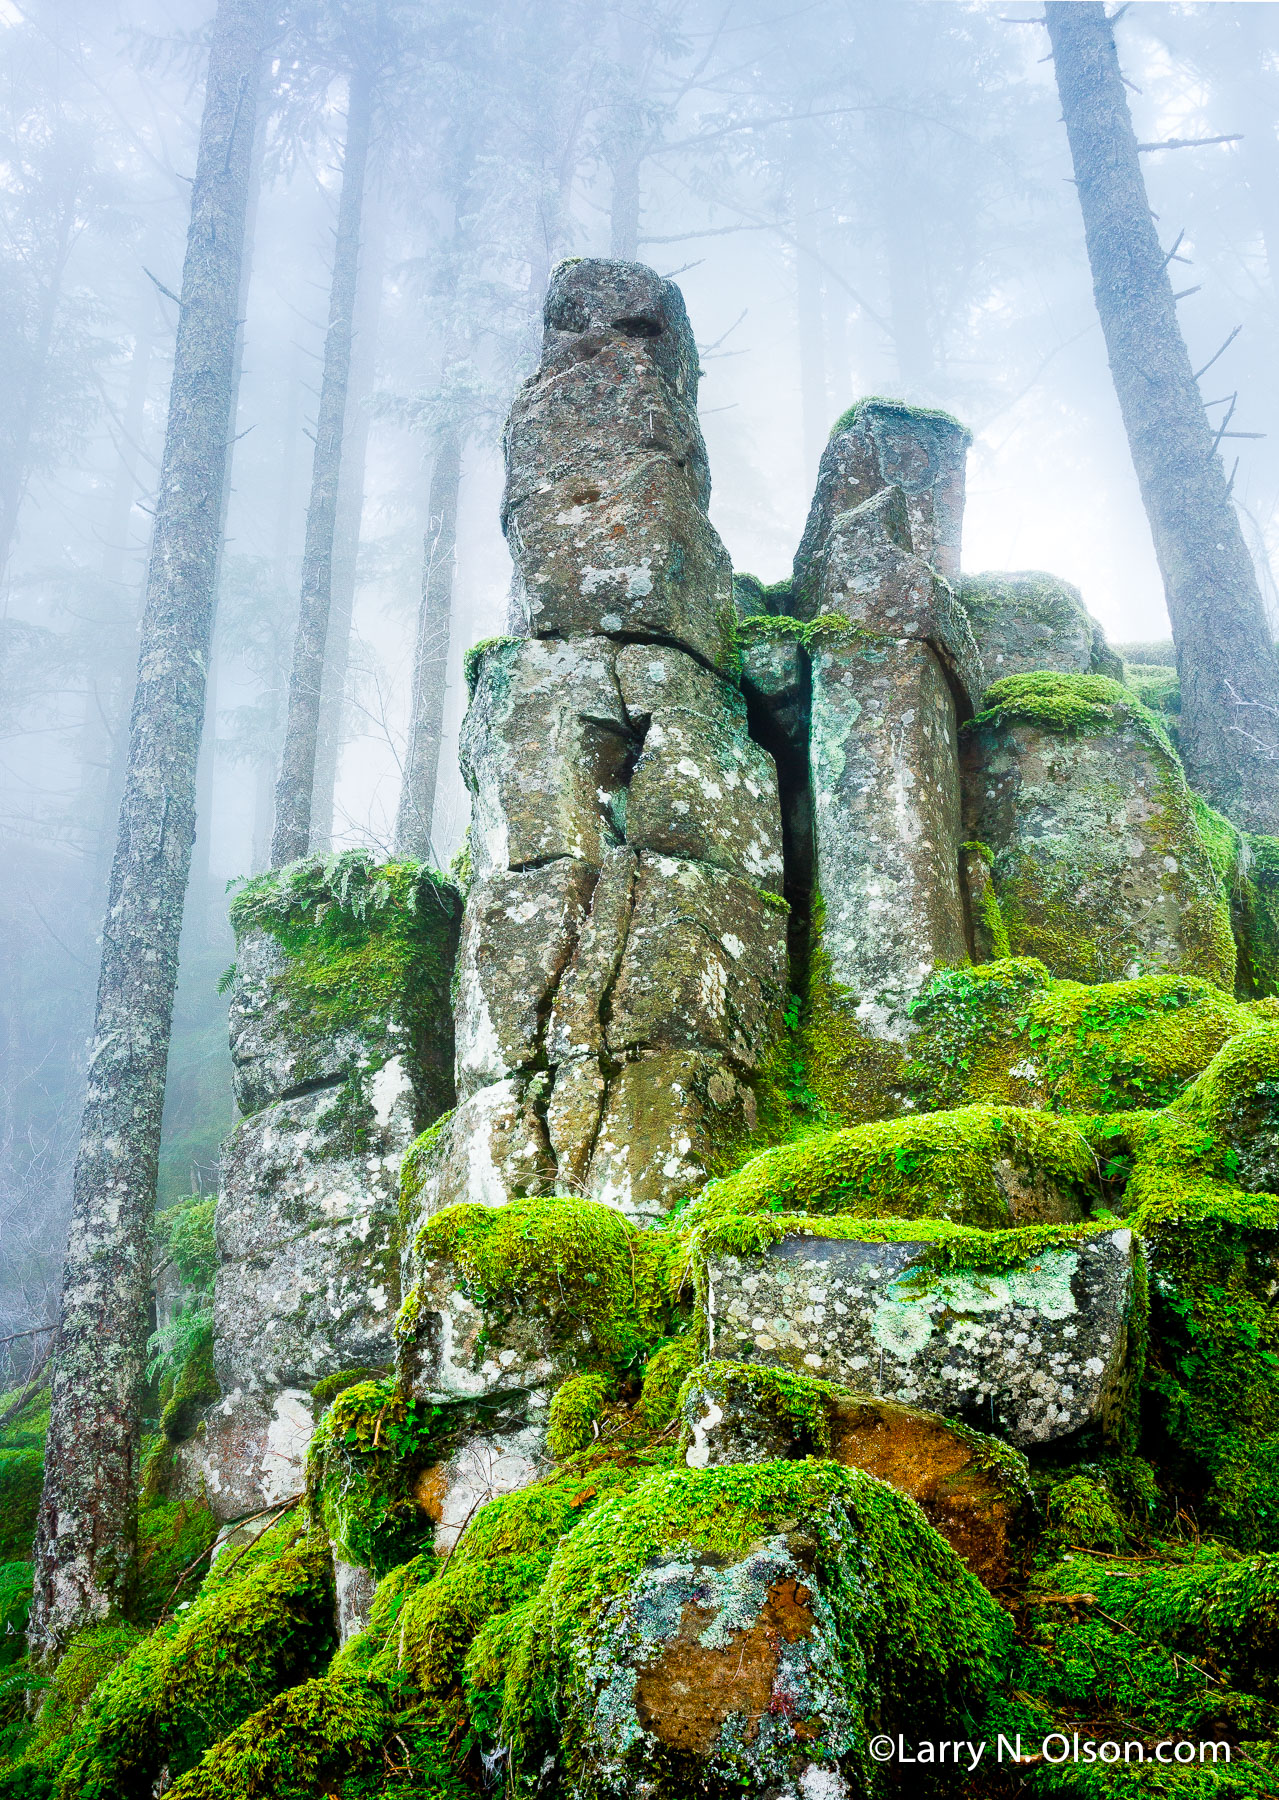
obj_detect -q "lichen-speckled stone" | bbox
[403,1078,552,1219]
[706,1229,1137,1447]
[809,486,983,709]
[810,637,968,1038]
[959,570,1123,683]
[213,1076,406,1396]
[453,860,597,1099]
[740,638,808,753]
[606,853,788,1064]
[616,642,784,886]
[187,1386,316,1522]
[793,398,971,601]
[583,1049,760,1224]
[502,259,734,673]
[963,714,1236,987]
[461,636,632,880]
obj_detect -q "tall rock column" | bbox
[410,260,788,1227]
[791,401,982,1114]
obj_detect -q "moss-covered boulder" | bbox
[957,570,1122,682]
[495,1461,1007,1798]
[961,674,1235,988]
[227,850,460,1122]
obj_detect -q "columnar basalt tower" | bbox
[791,401,981,1048]
[415,260,789,1226]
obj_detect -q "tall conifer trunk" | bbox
[394,424,461,860]
[271,62,374,865]
[1046,0,1279,831]
[27,0,270,1662]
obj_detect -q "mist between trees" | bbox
[2,0,1279,1369]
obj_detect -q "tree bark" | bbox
[270,61,374,866]
[311,207,385,852]
[1045,1,1279,831]
[27,0,270,1663]
[394,424,461,861]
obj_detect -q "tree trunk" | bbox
[394,424,461,862]
[270,63,374,866]
[311,207,385,852]
[27,0,270,1663]
[1045,1,1279,831]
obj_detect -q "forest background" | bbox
[2,0,1277,1363]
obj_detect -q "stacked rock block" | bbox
[188,854,460,1519]
[413,260,789,1229]
[786,402,982,1081]
[962,674,1236,986]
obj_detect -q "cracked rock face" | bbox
[503,259,734,673]
[213,1076,407,1397]
[792,399,971,604]
[962,713,1236,988]
[706,1229,1137,1448]
[229,928,414,1118]
[180,1386,316,1523]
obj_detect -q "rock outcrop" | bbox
[415,261,788,1230]
[92,261,1279,1800]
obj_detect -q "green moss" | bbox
[29,1627,143,1757]
[638,1335,701,1430]
[159,1672,412,1800]
[731,572,792,618]
[135,1499,219,1625]
[497,1460,1003,1791]
[310,1368,388,1414]
[829,395,968,439]
[159,1326,218,1444]
[306,1379,439,1575]
[1126,659,1182,725]
[547,1373,613,1460]
[1044,1473,1130,1554]
[679,1103,1098,1245]
[463,634,519,699]
[408,1193,676,1375]
[0,1451,42,1564]
[733,610,865,653]
[0,1564,31,1671]
[794,895,908,1125]
[909,962,1257,1115]
[51,1516,335,1798]
[973,670,1174,751]
[228,851,460,1108]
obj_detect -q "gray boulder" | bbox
[705,1227,1138,1448]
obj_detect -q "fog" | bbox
[2,0,1277,1343]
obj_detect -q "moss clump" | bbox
[497,1460,1004,1793]
[909,962,1259,1115]
[680,1103,1098,1240]
[733,610,865,655]
[160,1673,414,1800]
[409,1193,676,1376]
[52,1516,335,1799]
[0,1450,42,1566]
[306,1379,439,1575]
[547,1373,613,1460]
[1126,658,1182,727]
[973,670,1174,751]
[310,1368,388,1414]
[1043,1473,1130,1554]
[228,850,460,1111]
[28,1626,144,1758]
[638,1335,701,1431]
[158,1328,217,1445]
[135,1499,219,1625]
